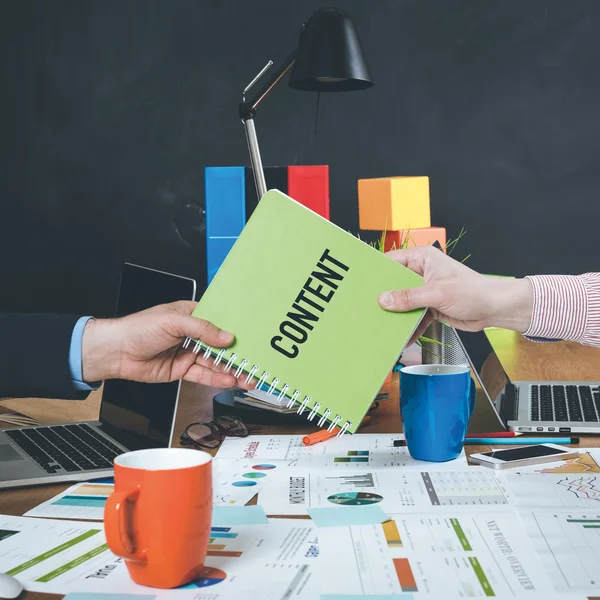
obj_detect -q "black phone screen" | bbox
[481,445,567,461]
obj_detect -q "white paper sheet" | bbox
[319,590,587,599]
[258,467,513,515]
[0,514,321,599]
[517,509,600,596]
[216,434,469,470]
[317,511,554,597]
[501,472,600,508]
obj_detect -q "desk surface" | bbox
[1,330,599,599]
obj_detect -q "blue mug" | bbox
[400,365,475,462]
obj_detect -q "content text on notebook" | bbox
[272,248,349,359]
[188,189,425,434]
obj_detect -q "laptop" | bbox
[455,328,600,434]
[0,262,196,489]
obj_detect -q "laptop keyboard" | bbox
[530,384,600,422]
[6,423,123,474]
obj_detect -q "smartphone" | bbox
[469,444,579,470]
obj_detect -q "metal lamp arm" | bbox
[239,49,298,121]
[239,23,304,200]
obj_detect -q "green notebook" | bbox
[191,190,425,433]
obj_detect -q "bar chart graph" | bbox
[393,558,418,592]
[391,515,477,553]
[207,527,243,558]
[450,518,472,551]
[382,520,403,548]
[53,495,107,509]
[568,518,600,528]
[333,450,369,464]
[524,510,600,593]
[25,482,113,521]
[323,472,375,488]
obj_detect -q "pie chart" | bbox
[243,472,267,479]
[253,464,276,470]
[183,567,227,588]
[327,492,383,506]
[232,480,257,487]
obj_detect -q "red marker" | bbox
[302,416,371,446]
[466,432,522,438]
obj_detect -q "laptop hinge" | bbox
[500,385,519,423]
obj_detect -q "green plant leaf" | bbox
[418,336,452,348]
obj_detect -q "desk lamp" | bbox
[239,7,373,200]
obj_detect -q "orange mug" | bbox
[104,448,212,589]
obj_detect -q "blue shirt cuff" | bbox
[69,316,101,391]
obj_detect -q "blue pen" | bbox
[465,437,578,445]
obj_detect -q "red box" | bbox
[287,165,330,220]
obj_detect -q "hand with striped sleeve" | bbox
[378,246,600,349]
[525,274,600,347]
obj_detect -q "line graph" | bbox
[557,476,600,502]
[504,472,600,508]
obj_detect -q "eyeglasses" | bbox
[180,416,260,450]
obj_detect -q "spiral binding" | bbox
[183,338,351,435]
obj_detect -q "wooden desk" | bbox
[1,332,599,599]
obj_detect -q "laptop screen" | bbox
[99,263,196,450]
[454,329,511,411]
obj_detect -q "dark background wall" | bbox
[1,0,598,316]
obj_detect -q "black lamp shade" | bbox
[289,7,373,92]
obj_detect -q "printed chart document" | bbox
[501,472,600,508]
[0,515,111,594]
[318,511,553,597]
[514,449,600,474]
[216,434,469,470]
[259,468,513,515]
[211,458,291,507]
[518,509,600,596]
[0,515,321,599]
[23,459,277,520]
[24,481,113,521]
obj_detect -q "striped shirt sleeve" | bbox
[523,273,600,348]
